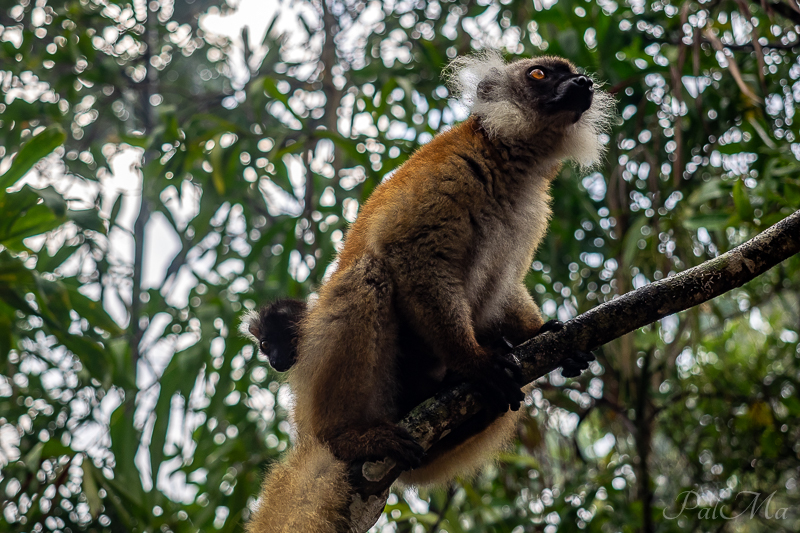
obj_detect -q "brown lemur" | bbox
[242,52,614,532]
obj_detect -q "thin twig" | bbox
[703,28,762,104]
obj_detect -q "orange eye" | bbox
[530,68,546,80]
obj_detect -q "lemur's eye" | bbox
[260,340,270,353]
[529,68,546,80]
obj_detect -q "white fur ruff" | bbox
[239,309,259,341]
[561,89,616,169]
[444,49,507,108]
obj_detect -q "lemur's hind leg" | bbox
[292,255,425,472]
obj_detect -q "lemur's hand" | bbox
[467,350,525,414]
[560,351,596,378]
[536,319,596,378]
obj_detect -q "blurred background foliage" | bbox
[1,0,799,531]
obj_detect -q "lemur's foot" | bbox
[334,424,424,470]
[560,351,596,378]
[470,354,525,414]
[537,320,595,378]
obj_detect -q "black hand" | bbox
[472,355,525,413]
[560,350,596,378]
[538,319,565,335]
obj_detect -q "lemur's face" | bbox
[242,299,306,372]
[473,55,598,139]
[247,313,291,372]
[511,57,594,124]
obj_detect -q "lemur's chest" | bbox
[466,181,551,327]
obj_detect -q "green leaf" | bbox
[41,440,73,458]
[622,214,647,267]
[687,179,728,206]
[0,207,61,251]
[733,178,754,222]
[210,136,226,194]
[149,343,204,481]
[36,242,79,273]
[82,461,104,518]
[683,213,732,231]
[65,283,123,335]
[120,133,149,149]
[108,408,144,506]
[69,208,107,234]
[109,193,124,227]
[23,442,44,473]
[0,125,66,197]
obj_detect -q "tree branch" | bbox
[767,1,800,26]
[346,207,800,530]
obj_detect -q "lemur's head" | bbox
[496,57,594,124]
[240,299,306,372]
[446,51,615,168]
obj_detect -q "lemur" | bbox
[242,52,614,533]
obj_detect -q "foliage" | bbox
[0,0,799,532]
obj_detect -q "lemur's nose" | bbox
[573,75,593,88]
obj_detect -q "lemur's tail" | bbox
[246,438,351,533]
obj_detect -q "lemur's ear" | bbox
[239,309,260,341]
[476,68,502,101]
[477,68,501,100]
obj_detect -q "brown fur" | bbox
[398,397,527,486]
[291,111,558,464]
[291,55,609,479]
[250,54,612,530]
[246,439,350,533]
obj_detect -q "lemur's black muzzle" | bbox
[546,75,594,118]
[562,75,594,113]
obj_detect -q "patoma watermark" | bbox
[664,490,792,520]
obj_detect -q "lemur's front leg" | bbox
[500,286,595,378]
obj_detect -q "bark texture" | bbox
[346,207,800,531]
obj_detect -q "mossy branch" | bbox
[346,207,800,531]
